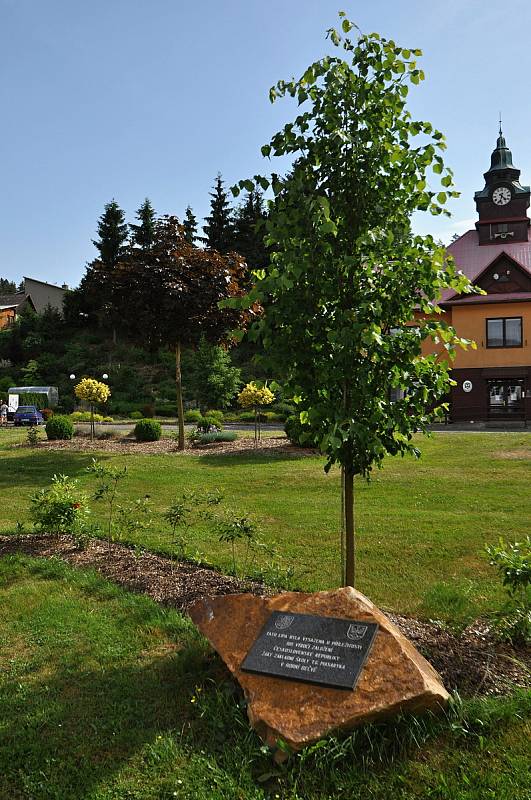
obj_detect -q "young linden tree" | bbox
[230,14,476,587]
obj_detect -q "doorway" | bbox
[487,379,525,419]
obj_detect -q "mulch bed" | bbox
[1,533,528,698]
[21,436,316,457]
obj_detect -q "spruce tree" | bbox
[233,190,269,269]
[92,199,128,267]
[130,198,157,251]
[202,174,234,252]
[183,206,198,244]
[0,278,17,293]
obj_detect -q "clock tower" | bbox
[474,125,530,245]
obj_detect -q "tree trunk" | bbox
[175,341,185,450]
[343,464,355,587]
[90,404,94,441]
[342,378,355,587]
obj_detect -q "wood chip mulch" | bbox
[1,533,528,698]
[21,436,317,457]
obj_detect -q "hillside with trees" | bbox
[0,183,270,416]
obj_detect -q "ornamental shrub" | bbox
[46,415,74,441]
[29,474,89,533]
[237,383,275,409]
[284,414,319,448]
[192,431,238,445]
[485,536,531,645]
[130,411,143,419]
[238,410,268,423]
[70,411,110,423]
[74,378,111,405]
[184,409,202,423]
[134,418,162,442]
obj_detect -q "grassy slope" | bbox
[1,430,530,620]
[0,556,529,800]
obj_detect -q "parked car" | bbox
[13,405,44,426]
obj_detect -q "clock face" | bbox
[492,186,512,206]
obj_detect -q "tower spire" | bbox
[499,112,502,137]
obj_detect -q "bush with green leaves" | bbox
[26,426,39,448]
[485,536,530,645]
[284,414,319,448]
[70,411,114,423]
[130,410,143,419]
[134,418,162,442]
[29,474,90,534]
[87,459,151,547]
[163,489,223,558]
[45,415,74,441]
[183,409,202,423]
[216,513,271,577]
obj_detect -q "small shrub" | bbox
[130,410,143,420]
[205,409,224,425]
[485,536,530,645]
[70,411,113,423]
[163,489,223,558]
[184,409,202,423]
[26,426,40,448]
[194,431,238,445]
[238,410,268,423]
[271,401,296,418]
[284,414,319,447]
[46,415,74,441]
[29,474,90,533]
[142,403,155,418]
[216,513,270,577]
[154,402,177,417]
[41,408,54,421]
[134,418,162,442]
[96,429,119,440]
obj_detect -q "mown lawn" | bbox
[1,429,530,621]
[0,556,529,800]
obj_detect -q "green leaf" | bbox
[319,220,337,236]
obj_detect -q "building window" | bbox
[486,317,522,348]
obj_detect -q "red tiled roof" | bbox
[442,228,531,301]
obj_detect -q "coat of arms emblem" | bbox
[346,623,367,641]
[274,614,295,630]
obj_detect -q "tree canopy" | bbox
[231,13,476,585]
[201,174,234,253]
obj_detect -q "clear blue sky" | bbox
[2,0,531,288]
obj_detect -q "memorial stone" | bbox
[241,611,378,689]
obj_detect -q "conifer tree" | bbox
[183,206,198,244]
[233,190,269,270]
[0,278,17,293]
[92,200,128,267]
[202,174,234,252]
[130,198,157,251]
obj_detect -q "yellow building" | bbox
[431,129,531,422]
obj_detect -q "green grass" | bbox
[0,556,529,800]
[1,429,530,621]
